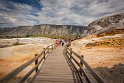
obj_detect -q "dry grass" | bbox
[85,38,124,47]
[96,29,124,37]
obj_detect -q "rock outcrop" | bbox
[83,13,124,37]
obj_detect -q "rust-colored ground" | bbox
[79,46,124,68]
[0,44,44,78]
[71,32,124,68]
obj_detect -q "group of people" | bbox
[55,39,65,46]
[55,39,71,47]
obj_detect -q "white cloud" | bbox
[0,1,36,27]
[0,0,124,27]
[38,0,124,25]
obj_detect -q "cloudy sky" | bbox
[0,0,124,27]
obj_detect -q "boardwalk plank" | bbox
[33,46,74,83]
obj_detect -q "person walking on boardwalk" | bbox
[61,39,65,46]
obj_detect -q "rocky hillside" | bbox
[82,13,124,37]
[0,13,123,39]
[0,24,86,39]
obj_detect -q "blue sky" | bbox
[0,0,124,27]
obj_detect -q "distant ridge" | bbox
[0,24,87,39]
[1,13,124,39]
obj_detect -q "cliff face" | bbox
[0,24,86,38]
[83,13,124,36]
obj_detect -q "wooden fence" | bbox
[64,46,104,83]
[0,44,56,83]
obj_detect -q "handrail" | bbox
[64,46,104,83]
[0,44,56,83]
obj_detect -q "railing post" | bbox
[48,47,50,53]
[43,48,46,59]
[80,55,84,67]
[49,46,52,53]
[35,54,38,72]
[79,55,84,75]
[69,48,72,59]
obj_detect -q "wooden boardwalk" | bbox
[0,44,104,83]
[33,46,74,83]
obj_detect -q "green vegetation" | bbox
[30,34,80,40]
[0,35,26,39]
[0,33,81,40]
[85,38,124,47]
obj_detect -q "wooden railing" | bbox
[0,44,56,83]
[64,46,104,83]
